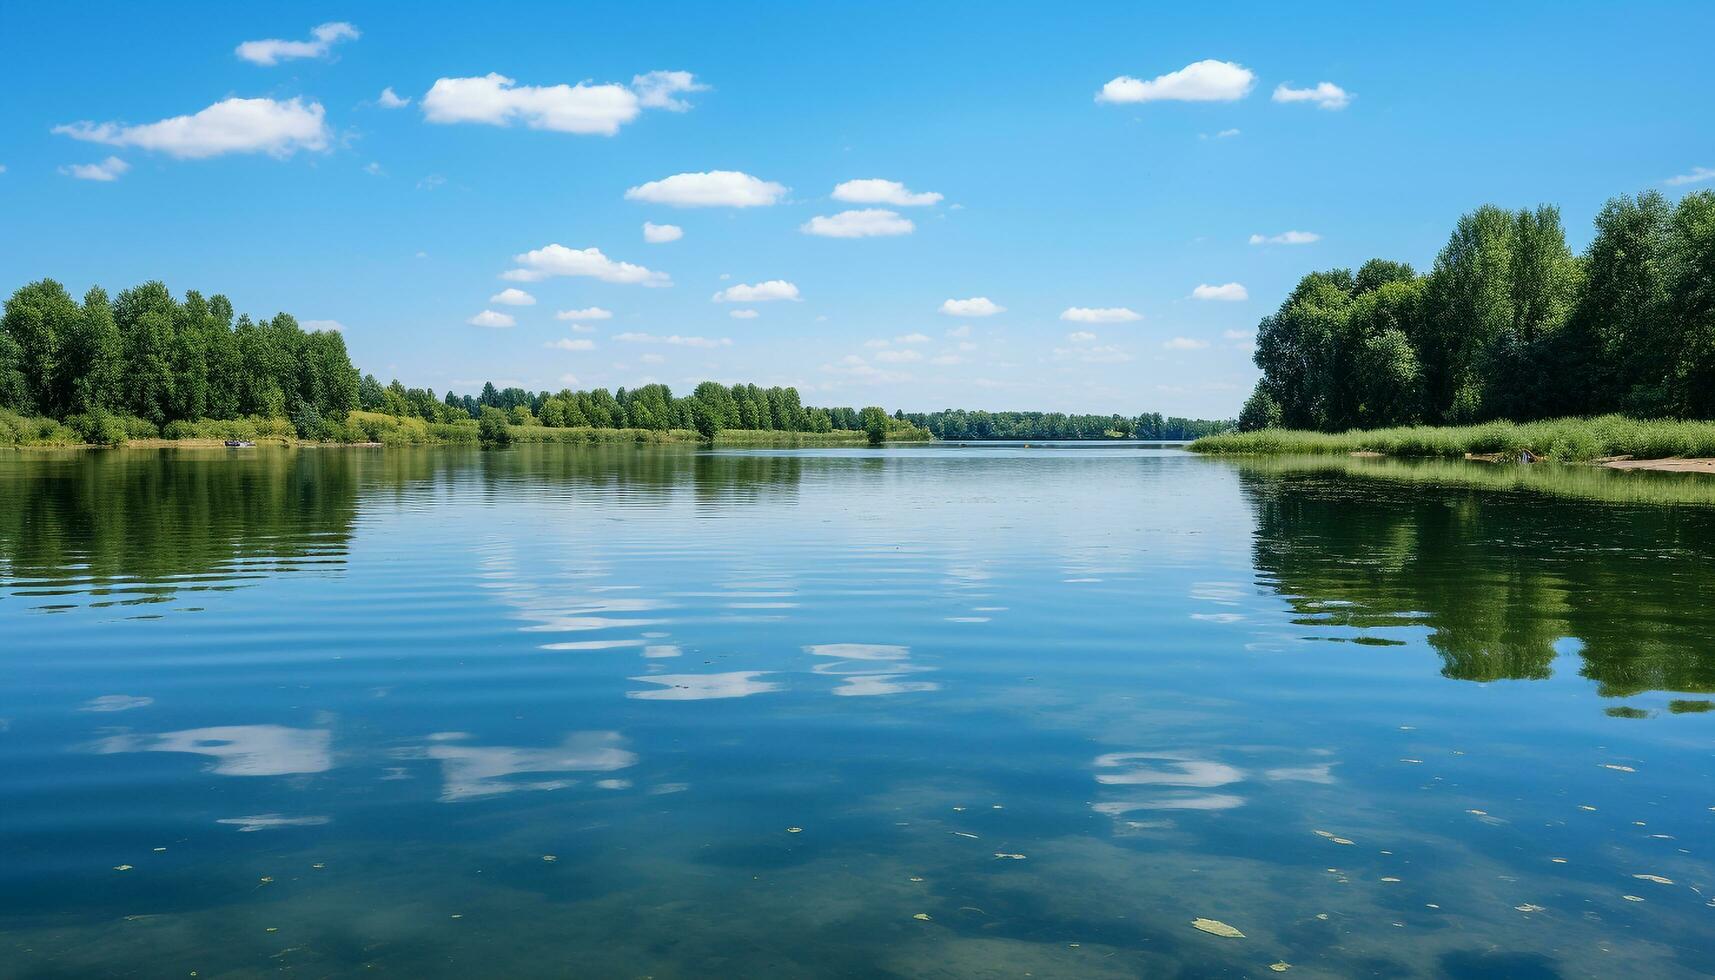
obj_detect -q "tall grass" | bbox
[1189,416,1715,462]
[1229,454,1715,507]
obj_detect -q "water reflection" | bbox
[92,724,333,776]
[627,671,782,700]
[417,731,637,802]
[1238,461,1715,699]
[806,643,940,696]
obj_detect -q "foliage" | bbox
[1246,189,1715,431]
[1191,414,1715,462]
[478,406,513,447]
[905,409,1227,440]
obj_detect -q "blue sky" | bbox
[2,1,1712,417]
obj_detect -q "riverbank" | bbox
[1189,415,1715,467]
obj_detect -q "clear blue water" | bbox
[3,444,1713,978]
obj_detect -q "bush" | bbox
[479,406,513,447]
[66,410,129,446]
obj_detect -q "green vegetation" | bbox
[1192,415,1715,461]
[0,278,935,448]
[904,409,1228,441]
[1226,452,1715,508]
[1241,188,1715,432]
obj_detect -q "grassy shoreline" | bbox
[1189,416,1715,465]
[2,423,922,452]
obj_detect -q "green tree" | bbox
[1668,191,1715,417]
[478,406,513,446]
[113,282,179,425]
[861,406,888,446]
[2,279,79,415]
[60,287,123,415]
[1237,384,1282,431]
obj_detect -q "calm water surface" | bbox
[3,445,1714,978]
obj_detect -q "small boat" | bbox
[224,440,256,448]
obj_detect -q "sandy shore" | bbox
[1600,457,1715,473]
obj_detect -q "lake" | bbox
[3,444,1713,978]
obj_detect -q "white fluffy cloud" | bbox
[896,332,930,345]
[236,22,359,66]
[625,170,787,207]
[939,297,1004,317]
[874,348,922,363]
[1163,337,1209,350]
[377,87,410,109]
[643,221,683,243]
[421,71,699,136]
[631,70,708,111]
[1192,283,1248,301]
[503,244,670,287]
[1249,230,1321,245]
[1053,343,1131,364]
[61,156,130,181]
[1060,306,1141,323]
[54,97,329,159]
[555,306,613,321]
[614,332,732,348]
[712,280,800,303]
[468,310,515,328]
[489,288,536,306]
[1065,330,1097,343]
[1272,82,1352,110]
[729,309,759,319]
[831,179,942,207]
[1098,60,1254,104]
[545,338,595,351]
[1666,166,1715,187]
[801,208,914,238]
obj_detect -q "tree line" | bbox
[1241,189,1715,432]
[905,409,1229,441]
[1,279,360,441]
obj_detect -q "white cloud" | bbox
[468,310,515,328]
[545,338,595,351]
[363,161,384,176]
[1192,282,1248,301]
[896,332,930,345]
[417,174,445,190]
[1163,336,1209,350]
[1216,128,1241,138]
[61,156,130,181]
[874,348,923,363]
[643,221,683,243]
[614,332,732,348]
[1272,82,1352,110]
[1066,330,1098,342]
[712,280,799,303]
[1097,60,1254,104]
[503,244,670,287]
[556,306,613,321]
[568,323,597,333]
[1249,230,1320,245]
[929,354,965,366]
[422,73,642,136]
[1666,166,1715,187]
[821,354,912,383]
[946,324,972,338]
[831,178,942,207]
[1060,306,1141,323]
[54,97,329,159]
[801,208,914,238]
[1223,328,1256,341]
[939,297,1004,317]
[864,338,891,349]
[489,288,536,306]
[625,170,787,208]
[302,319,345,333]
[729,309,759,319]
[630,70,707,111]
[235,22,359,66]
[640,352,666,364]
[377,87,410,109]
